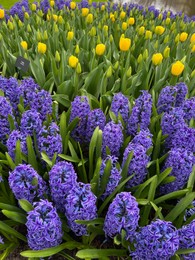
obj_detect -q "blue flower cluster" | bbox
[111,93,129,123]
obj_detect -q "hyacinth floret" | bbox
[102,121,123,158]
[49,161,77,212]
[131,129,153,151]
[160,148,195,194]
[20,110,42,136]
[182,97,195,123]
[26,200,63,250]
[111,92,129,123]
[175,82,188,107]
[104,192,139,239]
[9,0,30,21]
[127,91,152,136]
[86,109,106,142]
[9,164,48,203]
[131,219,179,260]
[100,156,121,200]
[65,182,97,236]
[70,96,90,142]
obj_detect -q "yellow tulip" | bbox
[179,32,188,42]
[101,5,105,11]
[122,22,128,31]
[95,43,106,56]
[24,12,29,19]
[58,15,64,24]
[70,2,76,9]
[152,53,163,66]
[75,45,80,54]
[86,13,93,24]
[155,26,165,35]
[163,46,170,58]
[31,3,36,11]
[38,42,47,54]
[67,31,74,40]
[171,61,184,76]
[138,26,145,36]
[50,1,55,7]
[55,51,60,62]
[165,18,170,25]
[190,33,195,43]
[69,55,79,68]
[128,17,135,25]
[103,25,108,32]
[119,37,131,51]
[145,30,152,40]
[21,41,28,51]
[82,8,89,17]
[52,15,58,22]
[0,9,5,19]
[192,45,195,52]
[120,11,126,19]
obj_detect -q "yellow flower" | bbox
[103,25,108,31]
[31,3,36,11]
[21,41,28,50]
[120,11,126,19]
[95,43,106,56]
[192,45,195,52]
[0,9,5,19]
[69,55,79,68]
[75,45,80,54]
[101,5,105,11]
[171,61,184,76]
[138,26,145,36]
[165,18,170,25]
[179,32,188,42]
[52,14,58,21]
[128,17,135,25]
[86,13,93,24]
[50,1,55,7]
[122,22,128,31]
[89,27,96,36]
[145,30,152,39]
[24,12,29,19]
[152,53,163,66]
[70,2,76,9]
[67,31,74,40]
[8,20,14,30]
[82,8,89,17]
[163,46,170,58]
[190,33,195,43]
[119,37,131,51]
[155,26,165,35]
[58,15,64,24]
[38,42,47,54]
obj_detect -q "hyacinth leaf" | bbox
[99,159,112,197]
[66,117,80,135]
[58,154,80,163]
[0,203,23,213]
[157,167,172,186]
[120,151,134,185]
[136,199,150,205]
[76,249,127,259]
[90,157,102,196]
[75,218,104,225]
[161,176,176,185]
[26,136,38,172]
[0,221,26,242]
[95,129,103,162]
[186,165,195,193]
[59,111,66,151]
[41,152,52,167]
[8,114,15,132]
[2,210,26,224]
[18,199,33,213]
[68,141,79,159]
[5,152,16,170]
[134,175,157,198]
[152,130,162,160]
[176,248,195,255]
[14,140,22,166]
[30,58,46,87]
[89,126,99,179]
[165,192,195,222]
[52,94,71,108]
[154,189,189,205]
[150,202,164,220]
[77,142,88,183]
[0,242,19,260]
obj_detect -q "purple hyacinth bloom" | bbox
[86,109,106,142]
[104,192,139,239]
[0,96,15,144]
[26,200,63,250]
[111,93,129,123]
[9,164,48,203]
[30,90,52,121]
[70,96,90,143]
[65,182,97,236]
[127,91,152,136]
[0,236,3,244]
[122,143,149,188]
[40,0,50,13]
[178,220,195,260]
[20,110,42,136]
[100,156,121,200]
[175,82,188,107]
[131,219,179,260]
[182,97,195,123]
[131,129,153,151]
[9,0,30,21]
[49,161,77,212]
[6,130,27,160]
[184,201,195,221]
[160,148,195,194]
[37,122,62,160]
[102,121,123,158]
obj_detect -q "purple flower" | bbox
[182,97,195,123]
[9,164,48,203]
[160,148,195,194]
[49,161,77,212]
[40,0,50,13]
[37,122,62,160]
[132,219,179,260]
[86,109,106,142]
[9,0,30,21]
[6,130,27,160]
[65,182,97,236]
[178,220,195,260]
[175,82,188,107]
[100,156,121,200]
[30,90,52,121]
[20,110,42,136]
[184,201,195,221]
[70,96,90,143]
[0,236,3,244]
[102,121,123,158]
[26,200,63,250]
[131,129,153,151]
[122,143,149,188]
[127,91,152,136]
[104,192,139,239]
[111,93,129,123]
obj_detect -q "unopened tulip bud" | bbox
[175,34,180,43]
[113,61,119,70]
[106,65,112,78]
[143,49,148,60]
[191,69,195,78]
[55,51,61,62]
[126,66,132,77]
[137,54,143,64]
[163,46,170,58]
[75,45,80,54]
[164,35,169,44]
[76,62,82,74]
[90,27,96,36]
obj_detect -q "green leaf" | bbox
[99,159,112,197]
[0,203,23,213]
[8,114,15,131]
[120,151,133,184]
[0,221,27,242]
[157,167,172,186]
[75,218,104,225]
[89,126,99,179]
[18,199,33,212]
[58,154,80,163]
[186,165,195,193]
[26,136,38,172]
[152,130,162,160]
[41,152,52,167]
[154,189,189,205]
[52,94,71,108]
[5,152,16,170]
[76,249,127,259]
[15,140,22,165]
[176,248,195,255]
[60,111,67,153]
[134,175,157,198]
[90,158,102,196]
[2,210,26,224]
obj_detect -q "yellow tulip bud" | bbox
[18,20,23,28]
[24,12,29,19]
[171,61,184,76]
[76,62,82,74]
[53,15,58,22]
[43,30,48,40]
[109,35,113,42]
[126,66,132,77]
[191,69,195,78]
[165,18,170,25]
[37,30,42,41]
[24,52,28,59]
[58,15,64,24]
[175,33,180,43]
[8,21,14,30]
[38,42,47,54]
[50,1,55,7]
[31,3,37,11]
[113,61,119,70]
[47,14,50,21]
[86,13,93,24]
[192,44,195,52]
[138,26,145,36]
[154,40,158,49]
[103,25,108,32]
[55,51,61,62]
[53,23,59,33]
[95,43,106,56]
[163,46,170,58]
[119,37,131,51]
[70,2,76,10]
[128,17,135,25]
[137,54,143,64]
[75,44,80,54]
[164,35,169,44]
[82,8,89,17]
[101,5,105,11]
[143,49,148,60]
[152,53,163,66]
[122,22,128,31]
[67,31,74,40]
[158,13,163,20]
[106,65,112,78]
[0,9,5,19]
[21,41,28,51]
[27,24,32,32]
[68,55,79,68]
[89,27,96,36]
[179,32,188,42]
[155,25,165,35]
[145,30,152,39]
[171,22,176,31]
[110,14,115,22]
[120,11,126,20]
[190,33,195,43]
